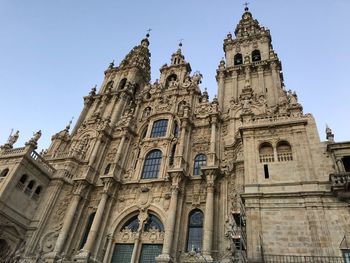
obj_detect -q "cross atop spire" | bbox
[244,2,249,11]
[146,28,152,38]
[178,38,184,48]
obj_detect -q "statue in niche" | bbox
[143,107,151,118]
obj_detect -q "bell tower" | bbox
[217,6,286,114]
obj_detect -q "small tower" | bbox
[159,42,192,90]
[217,6,285,113]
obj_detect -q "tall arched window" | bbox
[0,168,9,177]
[104,163,111,175]
[27,180,35,190]
[141,150,162,179]
[193,154,207,176]
[187,209,204,252]
[151,120,168,138]
[19,174,28,184]
[79,212,96,249]
[252,49,261,62]
[169,144,176,167]
[173,121,179,138]
[118,78,127,90]
[234,53,243,65]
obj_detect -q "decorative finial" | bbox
[326,124,334,142]
[244,2,249,11]
[146,28,152,38]
[108,60,114,69]
[65,117,74,131]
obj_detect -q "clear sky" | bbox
[0,0,349,151]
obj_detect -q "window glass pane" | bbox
[111,244,134,263]
[144,214,164,232]
[122,215,139,232]
[151,120,168,138]
[142,150,162,179]
[139,244,162,263]
[187,210,203,252]
[193,154,207,176]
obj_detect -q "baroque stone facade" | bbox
[0,7,350,263]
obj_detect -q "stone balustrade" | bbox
[30,151,56,174]
[330,172,350,191]
[277,152,293,162]
[259,154,274,163]
[0,147,26,157]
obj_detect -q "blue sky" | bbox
[0,0,349,150]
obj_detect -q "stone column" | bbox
[110,92,129,127]
[156,172,183,262]
[175,119,188,168]
[270,62,281,105]
[130,212,148,263]
[102,235,113,263]
[82,179,115,254]
[202,169,217,261]
[257,66,265,96]
[53,181,88,255]
[208,116,217,166]
[217,71,225,112]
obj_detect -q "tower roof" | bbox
[119,36,151,82]
[234,7,266,39]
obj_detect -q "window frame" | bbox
[150,119,168,138]
[193,154,207,176]
[141,150,163,179]
[186,209,204,252]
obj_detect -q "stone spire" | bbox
[118,34,151,83]
[170,41,186,66]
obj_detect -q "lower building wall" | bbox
[244,194,350,261]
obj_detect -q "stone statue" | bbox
[287,89,298,105]
[32,130,42,143]
[7,130,19,146]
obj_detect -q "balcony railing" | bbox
[330,172,350,190]
[264,254,344,263]
[277,152,293,162]
[260,154,274,163]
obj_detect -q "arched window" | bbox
[106,80,114,91]
[234,53,243,65]
[252,49,261,62]
[141,150,162,179]
[144,214,164,232]
[259,142,274,162]
[27,180,35,190]
[104,163,111,175]
[193,154,207,176]
[277,141,293,161]
[122,215,139,232]
[118,78,127,90]
[187,209,204,252]
[165,74,177,88]
[34,186,42,195]
[173,121,179,138]
[19,174,28,184]
[79,212,96,249]
[0,168,9,177]
[150,119,168,138]
[169,144,176,167]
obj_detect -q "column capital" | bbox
[72,180,90,197]
[101,177,118,196]
[201,167,220,188]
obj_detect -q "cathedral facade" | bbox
[0,7,350,263]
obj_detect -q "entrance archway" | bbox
[110,212,164,263]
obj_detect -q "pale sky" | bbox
[0,0,349,151]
